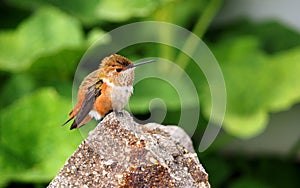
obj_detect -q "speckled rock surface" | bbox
[48,111,210,188]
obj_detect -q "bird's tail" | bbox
[62,110,75,127]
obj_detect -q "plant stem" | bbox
[175,0,223,69]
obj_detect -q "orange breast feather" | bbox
[94,82,113,116]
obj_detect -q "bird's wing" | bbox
[70,79,102,129]
[79,69,101,93]
[62,69,102,129]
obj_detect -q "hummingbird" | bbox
[63,54,154,130]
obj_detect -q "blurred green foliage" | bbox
[211,36,300,137]
[0,0,300,187]
[0,88,82,185]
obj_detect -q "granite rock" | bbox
[48,111,210,188]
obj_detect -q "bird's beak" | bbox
[125,59,155,70]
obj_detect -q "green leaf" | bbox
[6,0,101,25]
[86,28,107,46]
[45,0,101,25]
[95,0,161,22]
[6,0,170,24]
[0,47,83,109]
[206,36,300,138]
[0,73,37,108]
[0,88,82,185]
[28,48,85,82]
[0,7,83,72]
[210,20,300,53]
[267,48,300,110]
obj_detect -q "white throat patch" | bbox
[102,78,133,93]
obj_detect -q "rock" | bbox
[48,111,210,188]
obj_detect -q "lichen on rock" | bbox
[48,111,210,188]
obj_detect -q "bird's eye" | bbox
[116,68,122,72]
